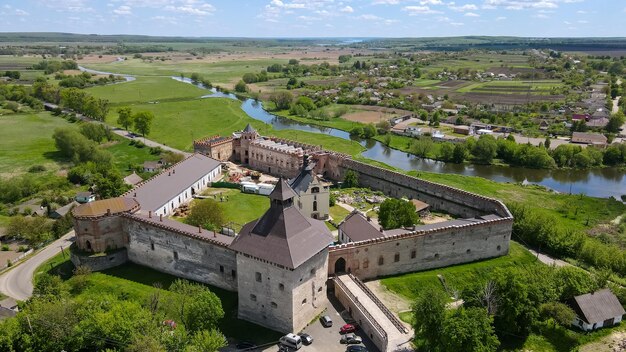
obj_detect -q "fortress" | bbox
[71,127,513,350]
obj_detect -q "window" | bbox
[271,302,277,308]
[394,253,400,262]
[434,253,440,259]
[311,187,319,193]
[378,256,384,266]
[150,242,155,251]
[219,265,224,273]
[363,260,369,269]
[302,298,307,305]
[497,245,501,251]
[313,201,318,212]
[310,268,316,275]
[250,294,257,302]
[279,283,285,291]
[410,250,416,259]
[255,272,262,282]
[318,286,323,293]
[466,249,471,254]
[173,251,179,260]
[232,270,237,278]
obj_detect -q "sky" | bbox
[0,0,624,38]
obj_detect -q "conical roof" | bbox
[270,178,297,201]
[242,123,256,133]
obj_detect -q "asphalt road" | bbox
[0,231,75,301]
[111,129,192,157]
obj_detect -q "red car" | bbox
[340,324,357,334]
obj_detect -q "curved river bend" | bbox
[179,76,625,199]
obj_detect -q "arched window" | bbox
[311,187,320,193]
[378,256,384,266]
[85,240,92,251]
[313,201,318,212]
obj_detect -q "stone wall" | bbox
[248,143,303,178]
[236,250,329,333]
[74,215,127,253]
[124,217,238,292]
[328,217,512,280]
[70,245,129,271]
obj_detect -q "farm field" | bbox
[86,76,207,104]
[422,52,532,73]
[0,112,75,176]
[456,80,564,95]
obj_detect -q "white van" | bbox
[279,333,302,350]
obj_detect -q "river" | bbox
[173,76,626,199]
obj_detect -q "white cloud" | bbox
[495,16,506,20]
[451,22,464,26]
[164,3,215,15]
[533,13,549,18]
[403,5,442,15]
[450,3,478,11]
[14,9,29,16]
[358,14,382,20]
[577,19,588,23]
[465,12,480,16]
[113,5,132,15]
[372,0,400,4]
[482,0,577,10]
[420,0,443,4]
[42,0,94,13]
[340,5,354,13]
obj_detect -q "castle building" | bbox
[288,159,330,220]
[230,179,333,333]
[192,136,234,161]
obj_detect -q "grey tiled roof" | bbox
[229,179,333,269]
[243,123,256,133]
[126,154,221,212]
[288,161,316,194]
[339,211,385,242]
[572,289,626,324]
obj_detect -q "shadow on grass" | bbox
[101,262,283,344]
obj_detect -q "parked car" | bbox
[279,333,302,351]
[346,345,368,352]
[298,333,313,345]
[340,324,357,334]
[340,333,362,344]
[320,315,333,327]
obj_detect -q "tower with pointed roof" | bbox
[230,178,333,333]
[236,123,260,164]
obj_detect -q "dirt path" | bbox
[579,330,626,352]
[364,279,411,314]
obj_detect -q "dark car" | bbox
[320,315,333,327]
[346,345,368,352]
[235,341,256,350]
[340,323,357,334]
[298,333,313,345]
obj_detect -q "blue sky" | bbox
[0,0,624,38]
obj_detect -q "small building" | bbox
[477,129,494,135]
[193,135,234,161]
[143,160,164,173]
[572,114,590,122]
[0,297,18,320]
[410,199,430,216]
[404,126,422,137]
[51,201,79,219]
[571,132,608,146]
[123,172,143,186]
[75,191,95,204]
[453,125,471,135]
[338,211,385,244]
[570,289,625,331]
[289,159,330,220]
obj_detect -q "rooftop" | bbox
[288,160,317,194]
[128,213,234,246]
[229,179,333,269]
[126,154,221,213]
[72,198,139,218]
[572,289,626,324]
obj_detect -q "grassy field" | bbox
[82,57,288,85]
[457,80,564,95]
[422,52,532,73]
[103,136,163,175]
[381,241,538,300]
[87,76,206,104]
[329,205,351,224]
[37,252,283,343]
[200,188,269,231]
[0,112,76,176]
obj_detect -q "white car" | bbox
[340,333,362,344]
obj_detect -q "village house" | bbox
[123,172,143,186]
[571,132,608,146]
[410,199,431,217]
[570,289,625,331]
[75,191,95,204]
[143,160,164,173]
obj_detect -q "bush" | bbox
[28,165,46,173]
[1,244,9,251]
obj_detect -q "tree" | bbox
[363,124,377,138]
[186,290,224,332]
[452,143,467,163]
[185,199,225,231]
[133,111,154,137]
[411,137,433,158]
[269,91,293,110]
[378,198,419,230]
[342,170,359,188]
[117,106,133,131]
[440,307,499,352]
[80,123,109,143]
[544,136,551,149]
[539,302,576,326]
[472,135,498,164]
[606,112,625,133]
[439,142,455,162]
[234,80,247,93]
[412,287,447,350]
[184,330,227,352]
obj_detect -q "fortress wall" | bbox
[124,218,238,291]
[336,158,511,219]
[328,218,512,280]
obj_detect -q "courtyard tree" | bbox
[378,198,419,230]
[117,106,134,131]
[133,111,155,137]
[184,199,225,231]
[342,170,359,188]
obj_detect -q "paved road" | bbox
[0,231,75,301]
[527,248,571,268]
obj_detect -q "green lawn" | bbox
[204,188,270,231]
[103,136,163,175]
[0,112,76,176]
[329,205,351,223]
[37,252,282,344]
[86,76,206,105]
[380,242,540,301]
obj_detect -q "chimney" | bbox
[214,232,216,238]
[134,192,137,197]
[173,169,176,174]
[367,216,371,221]
[106,208,111,216]
[198,226,202,233]
[148,210,152,218]
[159,214,163,222]
[168,172,171,176]
[379,227,383,233]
